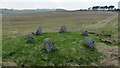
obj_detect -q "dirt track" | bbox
[87,13,118,28]
[96,43,119,66]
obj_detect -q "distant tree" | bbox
[92,6,100,10]
[100,6,105,10]
[91,5,115,11]
[56,9,67,12]
[116,9,120,11]
[104,5,108,10]
[109,5,115,10]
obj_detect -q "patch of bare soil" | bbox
[2,62,17,66]
[95,43,119,66]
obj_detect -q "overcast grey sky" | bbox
[0,0,119,10]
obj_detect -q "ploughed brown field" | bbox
[2,11,118,37]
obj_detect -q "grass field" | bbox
[0,34,1,65]
[2,32,102,66]
[2,11,119,66]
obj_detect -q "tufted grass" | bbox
[2,32,102,66]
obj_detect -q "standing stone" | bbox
[83,31,88,36]
[84,37,94,48]
[26,34,35,44]
[36,27,43,35]
[31,32,35,35]
[59,25,67,33]
[43,38,54,53]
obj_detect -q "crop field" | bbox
[2,11,118,37]
[2,11,119,66]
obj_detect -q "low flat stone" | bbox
[2,62,17,66]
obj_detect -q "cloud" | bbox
[0,0,119,10]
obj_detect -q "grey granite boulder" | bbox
[36,27,43,35]
[59,25,67,33]
[83,31,88,36]
[26,34,35,44]
[84,37,94,48]
[43,38,54,53]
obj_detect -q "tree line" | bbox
[88,5,119,11]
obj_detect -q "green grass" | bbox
[2,32,102,66]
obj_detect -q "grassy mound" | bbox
[2,32,102,66]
